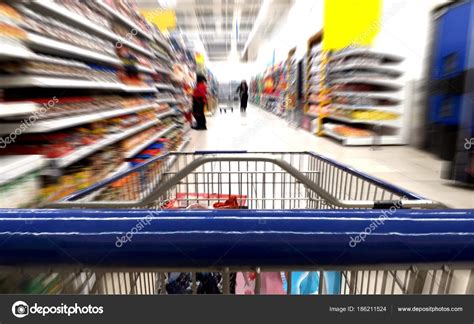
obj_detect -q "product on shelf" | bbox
[19,6,117,57]
[120,124,162,153]
[0,0,188,208]
[0,59,120,83]
[325,123,375,138]
[330,108,400,121]
[55,0,112,29]
[41,147,122,203]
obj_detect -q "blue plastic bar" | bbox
[0,209,472,267]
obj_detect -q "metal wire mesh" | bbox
[68,152,407,210]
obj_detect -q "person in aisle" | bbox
[236,80,249,112]
[192,74,208,130]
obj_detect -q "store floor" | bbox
[187,104,473,208]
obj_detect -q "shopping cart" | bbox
[1,151,473,295]
[218,81,239,113]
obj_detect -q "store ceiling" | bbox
[136,0,292,61]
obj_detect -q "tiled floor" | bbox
[187,104,473,208]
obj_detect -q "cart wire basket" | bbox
[1,151,473,295]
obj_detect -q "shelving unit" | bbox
[322,48,405,146]
[94,1,152,41]
[28,0,155,58]
[26,32,122,66]
[303,30,327,134]
[0,1,194,205]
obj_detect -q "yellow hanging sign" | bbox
[195,52,205,65]
[323,0,382,50]
[141,9,176,32]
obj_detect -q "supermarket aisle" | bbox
[188,104,473,208]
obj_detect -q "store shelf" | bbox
[156,110,177,119]
[28,0,114,37]
[332,91,401,101]
[328,63,402,76]
[28,0,155,58]
[136,65,155,74]
[174,138,190,152]
[0,102,40,118]
[0,102,157,133]
[331,103,402,112]
[153,35,172,54]
[167,138,191,166]
[156,97,176,104]
[122,85,158,93]
[323,126,404,146]
[154,65,172,75]
[50,120,160,168]
[0,155,45,186]
[124,125,176,158]
[153,50,169,61]
[325,114,401,127]
[0,76,158,93]
[0,75,122,89]
[27,33,121,66]
[155,83,175,91]
[329,77,402,89]
[330,48,404,63]
[0,43,34,61]
[95,1,152,41]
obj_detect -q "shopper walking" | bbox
[192,74,208,130]
[236,80,249,112]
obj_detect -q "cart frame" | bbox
[0,151,472,295]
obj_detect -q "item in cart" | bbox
[213,195,240,209]
[235,272,285,295]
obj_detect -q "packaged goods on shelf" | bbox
[41,148,122,203]
[120,124,162,152]
[0,96,152,121]
[0,59,121,83]
[56,0,111,29]
[102,0,151,35]
[129,142,165,167]
[118,47,154,69]
[19,6,117,57]
[325,123,375,138]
